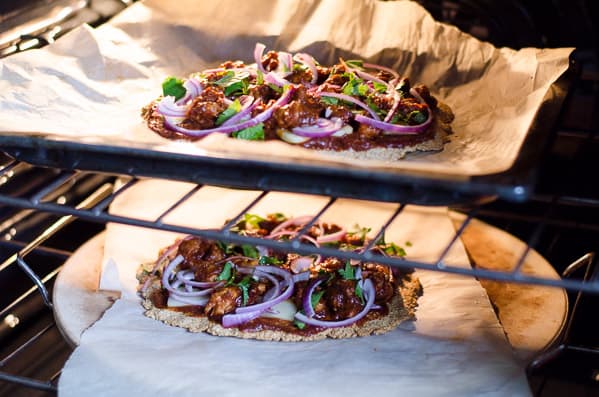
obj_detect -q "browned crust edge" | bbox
[139,274,422,342]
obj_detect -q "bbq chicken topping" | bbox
[138,213,412,330]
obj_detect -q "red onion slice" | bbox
[254,43,266,73]
[264,71,290,87]
[234,265,294,314]
[169,295,209,306]
[354,112,432,135]
[269,215,314,235]
[295,278,375,327]
[318,92,380,121]
[292,271,310,283]
[277,51,294,76]
[162,255,221,297]
[293,53,318,84]
[290,256,313,273]
[164,86,295,137]
[157,96,188,118]
[316,228,346,243]
[302,277,325,318]
[222,309,265,328]
[383,91,401,123]
[291,118,343,138]
[176,271,223,288]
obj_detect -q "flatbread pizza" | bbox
[137,213,422,341]
[142,43,454,160]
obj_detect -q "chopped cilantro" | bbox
[345,59,364,69]
[233,123,265,140]
[293,318,306,329]
[372,81,388,93]
[215,99,241,126]
[366,97,385,117]
[217,261,234,282]
[237,275,252,306]
[224,79,249,96]
[258,256,283,266]
[256,70,264,85]
[320,96,339,106]
[216,241,236,255]
[355,282,365,304]
[405,241,413,247]
[338,261,356,280]
[244,213,266,230]
[385,242,407,257]
[162,76,186,101]
[311,289,325,308]
[214,70,235,85]
[407,110,427,124]
[267,83,283,94]
[213,70,249,96]
[341,73,370,97]
[242,244,259,258]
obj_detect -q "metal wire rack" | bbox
[0,160,598,395]
[1,163,598,294]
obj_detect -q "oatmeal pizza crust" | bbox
[137,213,423,341]
[143,43,454,159]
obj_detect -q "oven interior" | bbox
[1,1,598,396]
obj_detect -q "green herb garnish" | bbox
[237,275,252,306]
[243,213,266,230]
[233,123,265,140]
[311,289,325,308]
[217,261,234,282]
[256,69,264,85]
[258,255,283,266]
[355,282,365,304]
[341,73,369,97]
[406,110,427,124]
[241,244,259,258]
[384,242,407,257]
[213,70,250,96]
[162,76,186,101]
[294,319,306,329]
[215,99,241,126]
[338,261,356,280]
[320,96,340,106]
[345,59,364,69]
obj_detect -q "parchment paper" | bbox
[58,180,531,396]
[0,0,572,176]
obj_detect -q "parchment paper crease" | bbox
[0,0,572,176]
[58,180,531,396]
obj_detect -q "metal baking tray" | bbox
[0,68,570,206]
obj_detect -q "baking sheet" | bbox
[0,0,572,182]
[58,180,531,396]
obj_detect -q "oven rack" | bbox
[0,160,598,395]
[1,160,598,295]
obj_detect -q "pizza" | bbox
[136,213,422,341]
[142,43,454,160]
